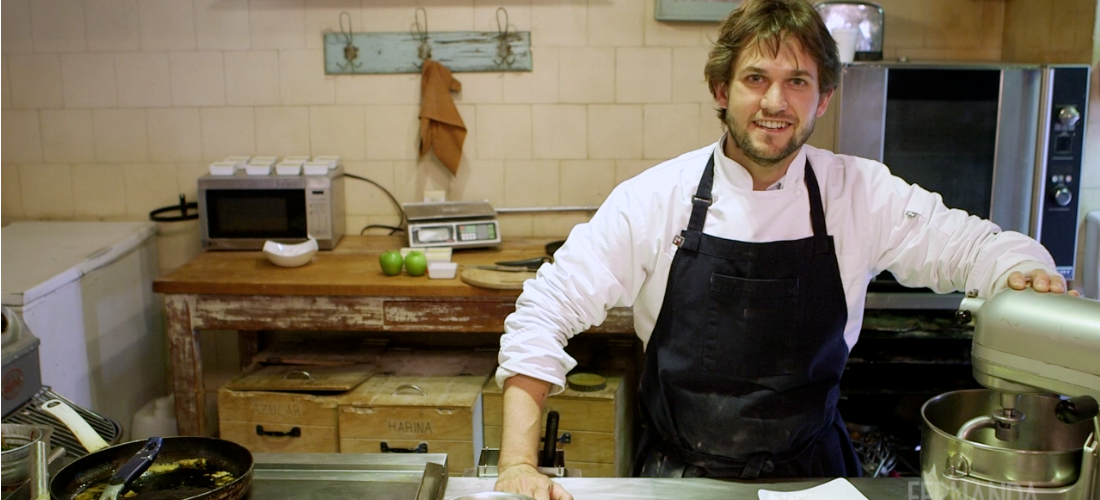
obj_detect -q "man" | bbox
[494,0,1075,498]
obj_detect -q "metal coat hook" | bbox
[414,7,431,67]
[494,7,516,67]
[336,11,362,71]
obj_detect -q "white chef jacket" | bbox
[497,140,1056,394]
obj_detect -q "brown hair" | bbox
[704,0,841,122]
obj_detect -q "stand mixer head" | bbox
[958,288,1100,440]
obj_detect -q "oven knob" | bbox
[1058,105,1081,130]
[1052,184,1073,207]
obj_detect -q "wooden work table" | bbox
[153,236,635,436]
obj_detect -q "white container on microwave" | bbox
[198,166,345,250]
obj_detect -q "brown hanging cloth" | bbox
[418,59,466,175]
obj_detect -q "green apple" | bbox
[379,250,403,276]
[404,251,428,277]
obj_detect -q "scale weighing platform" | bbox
[404,201,501,249]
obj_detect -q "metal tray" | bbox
[249,453,447,500]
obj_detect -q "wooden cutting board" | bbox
[460,268,536,290]
[224,363,376,392]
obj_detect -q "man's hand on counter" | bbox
[496,463,573,500]
[1006,269,1079,296]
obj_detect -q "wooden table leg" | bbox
[165,295,205,436]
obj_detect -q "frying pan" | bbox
[42,400,252,500]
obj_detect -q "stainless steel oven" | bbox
[198,167,345,250]
[832,63,1090,308]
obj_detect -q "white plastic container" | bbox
[428,262,458,279]
[252,155,278,166]
[303,161,330,176]
[209,161,237,176]
[275,162,302,176]
[223,156,251,169]
[283,155,310,164]
[130,395,178,440]
[245,164,271,176]
[313,155,341,169]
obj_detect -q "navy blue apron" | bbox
[632,151,862,479]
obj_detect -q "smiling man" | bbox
[493,1,1072,499]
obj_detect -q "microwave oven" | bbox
[832,63,1090,308]
[198,167,345,250]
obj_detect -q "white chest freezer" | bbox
[1,221,167,437]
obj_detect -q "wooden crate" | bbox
[481,373,634,477]
[339,374,488,475]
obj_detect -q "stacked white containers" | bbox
[1,222,166,438]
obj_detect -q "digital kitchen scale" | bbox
[404,201,501,249]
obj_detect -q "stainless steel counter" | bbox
[246,453,923,500]
[443,477,923,500]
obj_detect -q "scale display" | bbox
[409,220,500,248]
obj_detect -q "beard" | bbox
[725,112,815,169]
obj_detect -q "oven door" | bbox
[201,189,309,249]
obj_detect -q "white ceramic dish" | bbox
[263,238,318,268]
[245,164,271,176]
[208,161,237,176]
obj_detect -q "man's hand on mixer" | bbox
[1006,269,1080,296]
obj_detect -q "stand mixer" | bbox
[921,289,1100,500]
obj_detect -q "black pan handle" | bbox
[106,437,163,497]
[380,442,428,453]
[540,410,559,467]
[255,425,301,437]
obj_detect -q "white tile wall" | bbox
[560,160,615,206]
[279,49,334,105]
[20,164,75,218]
[3,111,44,163]
[31,0,87,53]
[138,0,196,51]
[3,0,1097,268]
[344,160,396,216]
[249,0,306,50]
[336,73,421,105]
[195,0,250,50]
[170,52,226,106]
[93,109,148,162]
[587,0,644,47]
[122,163,179,216]
[643,103,703,160]
[255,106,310,155]
[588,105,643,160]
[476,104,532,160]
[61,54,117,108]
[224,51,281,106]
[308,105,365,160]
[559,48,615,103]
[147,108,203,162]
[85,0,141,52]
[1,164,25,222]
[504,160,558,207]
[9,55,64,109]
[116,53,171,107]
[532,105,587,160]
[41,110,96,163]
[2,0,34,54]
[531,0,586,47]
[1,56,11,109]
[364,104,419,161]
[72,163,128,217]
[616,47,673,103]
[200,107,256,160]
